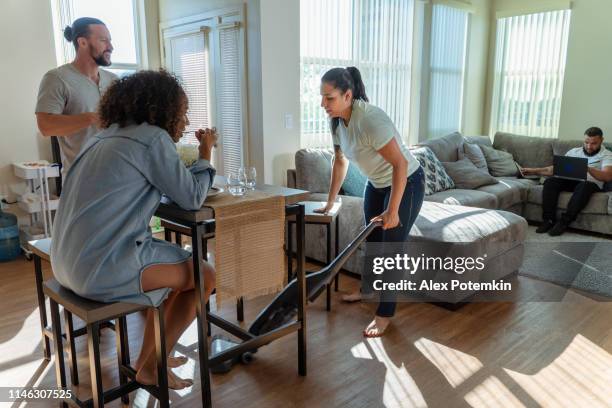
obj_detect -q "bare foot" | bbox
[341,291,361,302]
[167,355,189,368]
[136,367,193,390]
[134,355,188,371]
[363,316,390,338]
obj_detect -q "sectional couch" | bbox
[286,132,611,284]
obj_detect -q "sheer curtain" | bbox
[490,9,572,138]
[427,4,469,139]
[300,0,415,148]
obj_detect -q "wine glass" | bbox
[241,166,257,190]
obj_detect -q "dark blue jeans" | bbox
[363,166,425,317]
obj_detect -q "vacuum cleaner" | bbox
[210,221,380,372]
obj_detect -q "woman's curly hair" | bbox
[99,70,187,140]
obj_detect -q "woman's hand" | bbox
[314,201,335,214]
[196,127,218,161]
[371,209,401,230]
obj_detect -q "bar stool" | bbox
[44,278,170,408]
[28,239,114,365]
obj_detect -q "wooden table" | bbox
[155,184,309,408]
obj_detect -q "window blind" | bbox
[168,31,211,145]
[300,0,415,148]
[216,24,244,175]
[491,9,571,138]
[427,4,469,139]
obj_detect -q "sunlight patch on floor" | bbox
[464,375,526,408]
[504,334,612,408]
[414,337,483,388]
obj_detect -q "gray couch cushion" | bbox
[417,131,463,162]
[479,145,519,177]
[442,158,498,189]
[495,177,539,201]
[493,132,554,168]
[425,189,497,209]
[462,142,488,170]
[527,185,611,215]
[409,202,527,251]
[464,135,493,148]
[477,182,523,210]
[295,149,332,193]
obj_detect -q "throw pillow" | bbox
[341,162,367,197]
[463,142,488,170]
[442,158,499,189]
[479,145,520,177]
[410,146,455,195]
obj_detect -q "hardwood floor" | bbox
[0,253,610,407]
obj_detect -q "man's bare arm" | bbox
[520,165,553,176]
[36,112,98,137]
[588,166,612,183]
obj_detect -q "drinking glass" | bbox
[227,171,246,196]
[241,166,257,190]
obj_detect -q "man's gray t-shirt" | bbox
[35,63,117,174]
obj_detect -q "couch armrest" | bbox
[287,169,297,188]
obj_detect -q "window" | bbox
[162,9,247,176]
[300,0,415,148]
[490,9,571,138]
[427,4,469,139]
[51,0,142,75]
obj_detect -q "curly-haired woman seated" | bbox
[51,70,217,389]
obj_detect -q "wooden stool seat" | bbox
[43,279,147,323]
[43,278,170,408]
[29,238,51,262]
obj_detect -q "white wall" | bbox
[558,0,612,140]
[159,0,300,185]
[0,0,57,201]
[462,0,490,136]
[486,0,612,140]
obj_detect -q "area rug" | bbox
[519,226,612,298]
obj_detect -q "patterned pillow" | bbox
[410,146,455,195]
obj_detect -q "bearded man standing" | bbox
[35,17,118,177]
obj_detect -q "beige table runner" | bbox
[204,190,285,306]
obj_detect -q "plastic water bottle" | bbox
[0,209,20,261]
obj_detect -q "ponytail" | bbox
[321,66,369,135]
[345,67,368,103]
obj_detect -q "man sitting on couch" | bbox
[521,126,612,236]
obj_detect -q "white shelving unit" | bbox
[13,161,60,257]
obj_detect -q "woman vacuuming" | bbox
[315,67,425,337]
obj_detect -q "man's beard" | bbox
[90,46,111,67]
[583,146,601,157]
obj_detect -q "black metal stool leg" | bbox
[50,299,68,408]
[63,309,79,386]
[87,322,104,408]
[175,232,182,247]
[34,255,51,360]
[287,221,293,281]
[202,239,212,336]
[236,297,244,322]
[116,316,130,405]
[206,302,212,336]
[326,224,332,311]
[154,304,169,408]
[164,228,171,242]
[335,217,340,292]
